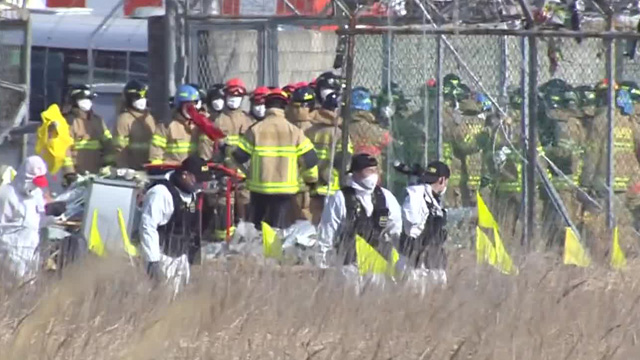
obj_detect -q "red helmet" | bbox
[426,78,437,87]
[266,88,289,102]
[251,86,270,103]
[225,78,247,96]
[295,81,308,89]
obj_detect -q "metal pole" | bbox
[605,17,615,230]
[520,36,529,246]
[499,36,508,109]
[435,35,443,159]
[525,35,538,249]
[340,15,356,184]
[166,0,178,101]
[384,28,393,186]
[88,0,125,87]
[20,11,31,163]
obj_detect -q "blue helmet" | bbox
[351,87,372,111]
[174,84,200,107]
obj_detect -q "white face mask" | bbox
[359,174,379,190]
[195,100,203,110]
[320,88,334,101]
[132,98,147,111]
[252,104,266,119]
[77,99,92,112]
[226,96,242,110]
[211,99,224,111]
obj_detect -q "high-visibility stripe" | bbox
[238,136,254,154]
[151,134,167,148]
[103,130,113,140]
[75,140,101,150]
[225,134,240,146]
[297,138,315,155]
[166,142,197,154]
[63,157,74,166]
[150,159,164,164]
[214,226,236,239]
[114,136,129,147]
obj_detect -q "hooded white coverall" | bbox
[0,156,49,279]
[317,176,402,291]
[401,183,448,291]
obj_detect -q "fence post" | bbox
[605,23,615,231]
[520,36,529,246]
[340,16,356,185]
[435,35,443,160]
[524,34,538,249]
[20,12,31,163]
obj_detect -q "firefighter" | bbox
[542,86,585,248]
[212,78,254,222]
[400,161,450,289]
[306,92,352,225]
[287,86,316,131]
[206,84,225,121]
[62,85,115,186]
[620,81,640,232]
[249,86,270,122]
[113,80,156,171]
[314,71,343,108]
[441,82,490,209]
[288,86,319,221]
[140,156,212,280]
[149,84,201,165]
[317,153,402,272]
[349,87,391,162]
[232,88,319,229]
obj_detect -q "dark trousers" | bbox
[250,192,294,229]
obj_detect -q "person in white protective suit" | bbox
[139,155,211,285]
[400,161,450,293]
[0,156,65,280]
[317,154,402,288]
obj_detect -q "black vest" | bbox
[151,179,201,264]
[337,186,394,265]
[400,190,448,269]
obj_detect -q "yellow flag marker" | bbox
[88,209,105,257]
[563,227,590,267]
[611,226,627,270]
[117,209,138,257]
[476,226,496,265]
[355,234,397,276]
[36,104,74,174]
[262,222,282,260]
[476,192,517,275]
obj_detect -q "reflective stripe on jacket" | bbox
[114,108,156,170]
[62,108,114,174]
[149,112,199,165]
[236,108,319,195]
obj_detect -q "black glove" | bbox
[45,201,67,217]
[146,262,165,283]
[63,173,78,188]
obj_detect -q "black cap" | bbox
[348,153,378,173]
[179,156,211,182]
[422,161,450,184]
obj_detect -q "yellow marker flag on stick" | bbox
[262,222,282,260]
[476,192,517,275]
[88,209,105,257]
[476,226,496,264]
[355,234,397,276]
[611,226,627,270]
[563,227,590,267]
[117,209,138,257]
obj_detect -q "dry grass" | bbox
[0,250,639,360]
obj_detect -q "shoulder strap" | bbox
[151,179,178,211]
[372,186,387,210]
[341,186,357,217]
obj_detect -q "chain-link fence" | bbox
[346,25,640,254]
